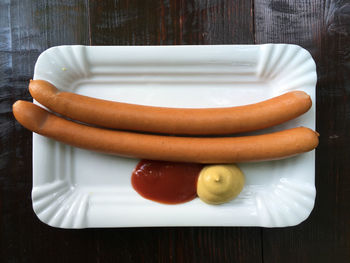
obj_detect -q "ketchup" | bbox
[131,160,203,204]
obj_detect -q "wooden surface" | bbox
[1,0,349,262]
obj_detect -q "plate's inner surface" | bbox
[32,45,316,228]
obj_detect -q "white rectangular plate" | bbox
[32,44,317,228]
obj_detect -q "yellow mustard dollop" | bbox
[197,164,245,205]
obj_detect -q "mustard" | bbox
[197,164,245,205]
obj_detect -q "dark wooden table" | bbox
[1,0,349,262]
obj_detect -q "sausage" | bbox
[13,100,319,163]
[29,80,312,135]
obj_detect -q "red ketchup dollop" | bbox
[131,160,203,204]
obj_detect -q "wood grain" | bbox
[0,0,90,260]
[90,227,262,263]
[255,0,350,262]
[89,0,254,45]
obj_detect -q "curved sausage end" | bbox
[13,100,49,132]
[29,80,58,102]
